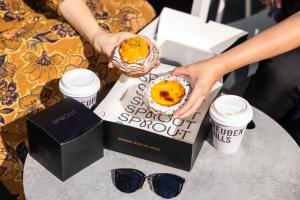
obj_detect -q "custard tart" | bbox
[143,75,192,115]
[112,36,159,77]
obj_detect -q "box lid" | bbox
[28,98,102,144]
[156,8,247,53]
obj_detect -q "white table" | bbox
[23,108,300,200]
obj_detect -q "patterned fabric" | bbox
[0,0,155,199]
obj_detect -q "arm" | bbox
[59,0,135,67]
[59,0,100,45]
[215,12,300,75]
[173,12,300,118]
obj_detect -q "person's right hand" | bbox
[172,58,224,119]
[260,0,281,8]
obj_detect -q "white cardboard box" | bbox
[93,8,248,170]
[94,64,222,143]
[94,65,222,171]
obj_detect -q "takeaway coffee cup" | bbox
[59,69,100,109]
[209,95,253,154]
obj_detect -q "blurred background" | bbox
[149,0,264,23]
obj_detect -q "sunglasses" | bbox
[111,168,185,199]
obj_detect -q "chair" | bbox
[191,0,212,22]
[191,0,252,23]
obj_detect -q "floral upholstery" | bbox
[0,0,155,199]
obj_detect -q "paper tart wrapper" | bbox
[143,75,192,115]
[112,38,159,78]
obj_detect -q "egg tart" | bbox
[143,75,192,115]
[112,36,159,78]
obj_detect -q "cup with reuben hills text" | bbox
[59,69,100,109]
[209,95,253,154]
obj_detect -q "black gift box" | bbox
[27,98,103,181]
[103,113,212,171]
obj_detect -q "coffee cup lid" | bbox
[209,95,253,127]
[59,69,100,97]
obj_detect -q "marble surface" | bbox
[23,108,300,200]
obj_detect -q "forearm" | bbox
[212,12,300,74]
[59,0,105,44]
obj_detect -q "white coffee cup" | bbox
[59,69,100,109]
[209,95,253,154]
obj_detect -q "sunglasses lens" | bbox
[152,174,184,198]
[113,169,145,193]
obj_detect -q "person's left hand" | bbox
[92,31,160,69]
[92,31,136,68]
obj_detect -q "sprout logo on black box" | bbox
[52,109,76,125]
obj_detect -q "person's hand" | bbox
[92,31,136,68]
[92,31,159,68]
[260,0,281,8]
[172,58,224,119]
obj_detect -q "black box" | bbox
[103,113,212,171]
[27,98,103,181]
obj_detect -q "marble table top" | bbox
[23,108,300,200]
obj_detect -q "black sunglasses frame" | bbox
[111,168,185,198]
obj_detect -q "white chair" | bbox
[191,0,212,22]
[191,0,252,23]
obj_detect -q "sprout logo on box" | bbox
[52,109,76,125]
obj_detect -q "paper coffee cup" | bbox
[209,95,253,154]
[59,69,100,109]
